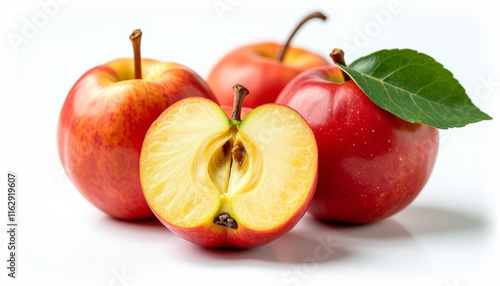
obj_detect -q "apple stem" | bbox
[275,11,327,62]
[330,49,351,82]
[231,83,249,121]
[129,29,143,80]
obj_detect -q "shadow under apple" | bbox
[98,215,169,234]
[105,215,165,227]
[184,231,349,265]
[394,205,485,236]
[310,215,415,241]
[310,204,485,240]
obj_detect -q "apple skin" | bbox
[150,166,317,249]
[57,58,217,220]
[276,67,439,224]
[207,42,329,108]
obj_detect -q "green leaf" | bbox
[338,49,492,129]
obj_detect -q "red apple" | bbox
[207,12,329,108]
[140,85,318,248]
[57,30,217,220]
[276,52,439,224]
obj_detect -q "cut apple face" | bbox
[140,97,318,248]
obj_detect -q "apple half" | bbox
[140,87,318,248]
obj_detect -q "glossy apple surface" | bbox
[207,42,329,108]
[276,67,439,224]
[140,97,318,248]
[58,58,217,220]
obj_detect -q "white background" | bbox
[1,0,499,285]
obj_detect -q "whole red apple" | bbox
[276,51,439,224]
[207,12,329,108]
[58,30,217,220]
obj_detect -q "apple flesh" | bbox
[58,58,217,220]
[139,95,318,248]
[276,67,439,224]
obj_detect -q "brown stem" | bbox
[330,49,351,82]
[129,29,142,80]
[275,11,327,62]
[231,83,249,121]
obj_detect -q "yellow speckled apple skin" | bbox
[57,58,217,220]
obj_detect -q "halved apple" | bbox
[140,85,318,248]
